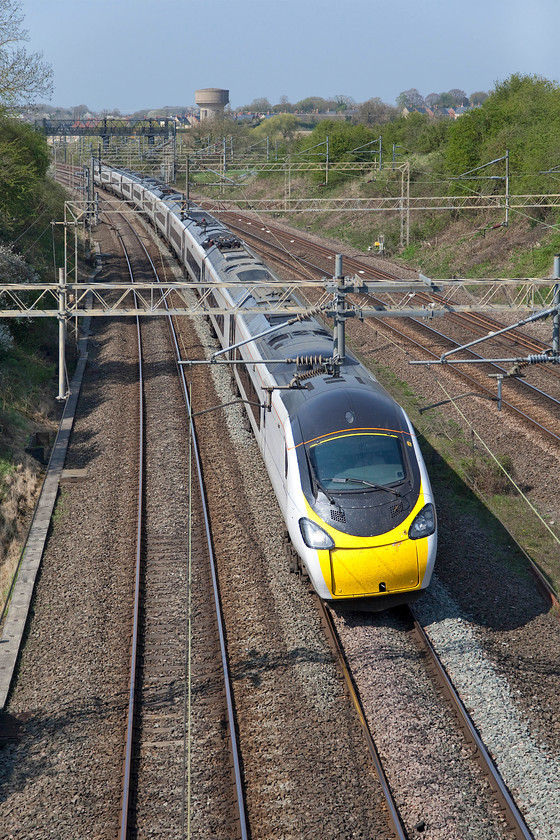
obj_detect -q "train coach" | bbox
[96,165,437,609]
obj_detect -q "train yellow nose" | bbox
[327,541,419,597]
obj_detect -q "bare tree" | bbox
[0,0,53,105]
[333,93,355,111]
[447,88,468,106]
[353,97,396,125]
[396,88,425,109]
[425,92,440,109]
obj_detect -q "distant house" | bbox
[402,104,472,120]
[401,106,434,118]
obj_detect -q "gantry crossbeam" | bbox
[200,194,560,213]
[1,278,559,318]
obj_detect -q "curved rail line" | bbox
[370,311,560,445]
[223,213,559,362]
[112,199,406,839]
[58,175,555,835]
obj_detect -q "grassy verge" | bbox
[0,318,60,605]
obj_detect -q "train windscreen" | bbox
[308,432,406,492]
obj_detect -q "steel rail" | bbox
[106,190,552,839]
[407,606,535,840]
[224,213,550,834]
[405,316,560,410]
[222,213,559,357]
[366,309,560,445]
[115,229,145,840]
[317,597,407,839]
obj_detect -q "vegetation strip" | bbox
[0,309,91,709]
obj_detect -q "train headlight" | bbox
[408,503,436,540]
[299,518,335,550]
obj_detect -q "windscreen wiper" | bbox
[329,477,401,497]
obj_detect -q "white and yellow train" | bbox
[97,165,437,609]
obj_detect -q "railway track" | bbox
[109,209,248,839]
[319,596,537,839]
[111,202,403,837]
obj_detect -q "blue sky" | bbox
[20,0,560,112]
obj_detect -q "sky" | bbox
[19,0,560,113]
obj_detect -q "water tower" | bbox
[195,88,229,121]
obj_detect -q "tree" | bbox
[353,97,396,125]
[301,121,380,163]
[437,92,454,108]
[0,0,52,105]
[71,104,91,120]
[295,96,328,113]
[252,113,299,145]
[272,94,294,113]
[425,93,441,109]
[448,88,468,107]
[333,94,355,112]
[469,90,488,105]
[248,97,272,113]
[0,113,50,227]
[396,88,425,110]
[443,75,560,193]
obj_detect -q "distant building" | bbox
[195,89,229,121]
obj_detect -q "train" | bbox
[95,165,437,609]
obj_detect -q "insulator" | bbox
[527,354,559,364]
[291,304,327,323]
[293,311,312,323]
[296,355,324,367]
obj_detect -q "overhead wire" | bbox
[435,377,560,548]
[192,158,319,283]
[364,319,560,553]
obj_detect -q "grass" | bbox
[0,322,57,410]
[490,495,560,589]
[52,488,68,528]
[0,456,16,497]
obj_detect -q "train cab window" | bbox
[308,433,406,492]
